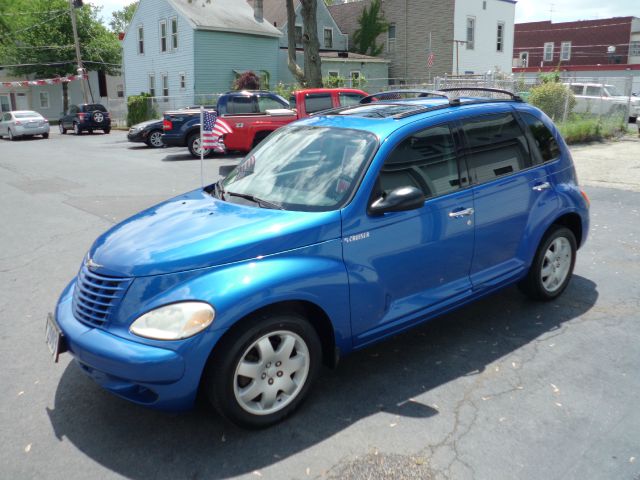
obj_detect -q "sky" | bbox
[92,0,639,26]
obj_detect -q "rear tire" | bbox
[204,312,322,429]
[188,133,213,158]
[519,226,577,301]
[42,133,49,139]
[104,128,111,134]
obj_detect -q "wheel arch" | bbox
[551,212,583,248]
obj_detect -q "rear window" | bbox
[82,104,107,112]
[520,112,560,163]
[338,93,365,106]
[304,94,333,114]
[14,112,41,119]
[227,97,256,114]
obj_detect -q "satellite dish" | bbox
[607,46,616,54]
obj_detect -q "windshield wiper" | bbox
[226,191,284,210]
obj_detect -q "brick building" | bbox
[513,17,640,69]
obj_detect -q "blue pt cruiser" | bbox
[48,90,590,428]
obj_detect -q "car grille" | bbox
[72,266,132,328]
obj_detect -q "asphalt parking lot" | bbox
[1,130,639,480]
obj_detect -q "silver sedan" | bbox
[0,110,50,140]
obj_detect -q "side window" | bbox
[520,112,560,163]
[339,93,365,106]
[227,96,257,114]
[304,94,333,114]
[69,105,78,114]
[289,95,297,110]
[257,96,288,112]
[585,86,602,96]
[569,85,584,95]
[379,124,460,199]
[462,113,531,184]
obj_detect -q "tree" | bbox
[286,0,322,88]
[0,0,121,111]
[352,0,389,56]
[233,71,261,90]
[109,1,138,34]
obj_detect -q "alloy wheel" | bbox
[540,237,572,293]
[149,131,163,147]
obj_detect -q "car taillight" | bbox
[15,120,22,125]
[163,119,173,131]
[78,113,86,120]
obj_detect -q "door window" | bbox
[304,94,333,114]
[379,124,461,199]
[569,85,584,95]
[462,113,531,184]
[585,86,602,96]
[257,96,288,112]
[338,93,365,106]
[519,113,560,163]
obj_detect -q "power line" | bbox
[0,60,121,68]
[0,9,68,16]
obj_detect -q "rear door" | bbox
[459,110,558,290]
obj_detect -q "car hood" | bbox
[88,189,342,277]
[132,119,163,129]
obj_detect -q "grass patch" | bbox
[558,116,627,144]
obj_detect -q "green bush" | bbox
[127,93,157,127]
[558,117,627,144]
[529,82,575,121]
[324,75,346,88]
[273,82,298,100]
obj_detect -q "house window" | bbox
[328,70,339,77]
[162,74,169,97]
[39,91,49,109]
[137,25,144,54]
[179,72,186,90]
[466,17,475,50]
[160,20,167,53]
[350,71,361,87]
[295,25,302,45]
[171,17,178,50]
[116,84,124,98]
[149,74,155,96]
[496,22,505,52]
[543,42,554,62]
[387,23,396,52]
[631,41,640,56]
[519,51,529,67]
[324,27,333,49]
[560,42,571,61]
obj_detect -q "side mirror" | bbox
[368,186,424,216]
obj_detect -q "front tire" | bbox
[59,123,66,134]
[146,130,164,148]
[187,133,213,158]
[204,312,322,428]
[519,226,577,301]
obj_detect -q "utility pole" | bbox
[452,40,467,76]
[68,0,89,103]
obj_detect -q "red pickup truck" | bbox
[162,88,368,158]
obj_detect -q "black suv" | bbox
[59,104,111,135]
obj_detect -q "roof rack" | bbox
[437,87,522,102]
[360,89,449,104]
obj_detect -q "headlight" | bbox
[130,302,215,340]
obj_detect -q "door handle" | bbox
[449,207,475,218]
[532,181,551,192]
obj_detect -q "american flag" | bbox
[202,110,233,153]
[427,52,435,68]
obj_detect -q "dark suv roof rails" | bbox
[360,90,449,104]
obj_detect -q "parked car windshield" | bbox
[14,112,41,118]
[221,126,378,211]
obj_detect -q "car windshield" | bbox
[14,112,41,119]
[604,85,624,96]
[221,126,378,212]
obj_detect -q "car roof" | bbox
[10,110,42,116]
[293,96,527,138]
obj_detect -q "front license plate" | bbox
[45,313,66,363]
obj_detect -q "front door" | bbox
[343,123,475,346]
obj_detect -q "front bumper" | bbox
[55,286,218,410]
[127,129,147,142]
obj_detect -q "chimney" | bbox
[254,0,263,22]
